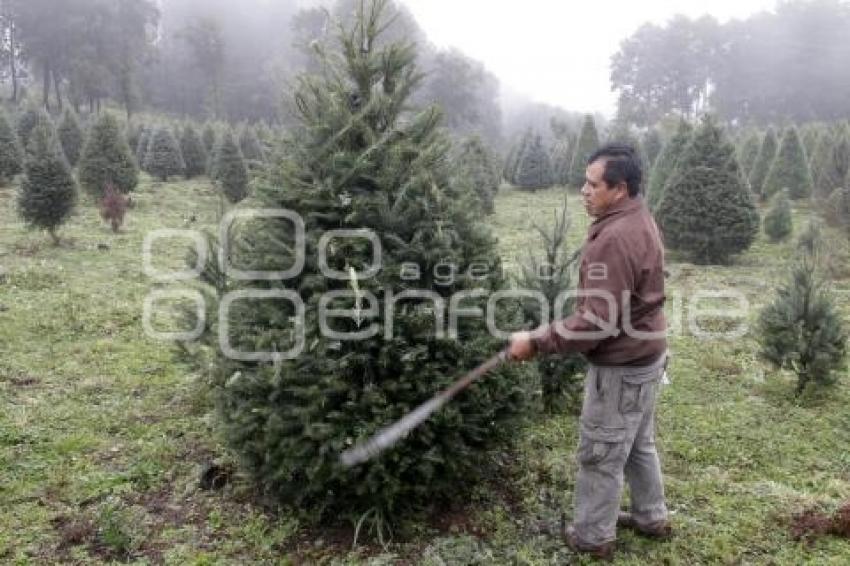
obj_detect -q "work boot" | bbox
[617,511,673,540]
[562,523,615,562]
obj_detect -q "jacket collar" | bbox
[588,195,644,239]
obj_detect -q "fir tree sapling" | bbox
[763,189,793,241]
[17,119,77,245]
[79,112,139,198]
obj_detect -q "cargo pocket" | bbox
[577,422,625,466]
[618,368,660,414]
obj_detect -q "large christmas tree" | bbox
[189,0,528,523]
[655,115,759,264]
[17,118,77,245]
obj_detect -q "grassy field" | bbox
[2,177,850,564]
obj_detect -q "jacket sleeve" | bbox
[531,235,634,355]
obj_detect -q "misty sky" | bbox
[400,0,779,116]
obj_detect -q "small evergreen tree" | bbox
[824,187,850,232]
[17,120,77,245]
[550,139,572,186]
[656,115,759,264]
[453,136,500,214]
[814,123,850,198]
[201,122,217,154]
[144,126,185,181]
[763,126,813,200]
[518,202,585,413]
[57,108,85,167]
[515,134,553,191]
[135,125,151,166]
[736,131,762,180]
[800,123,822,164]
[758,251,846,396]
[505,129,531,184]
[568,114,599,187]
[213,130,248,202]
[180,123,207,178]
[79,112,139,198]
[749,127,778,198]
[16,103,40,149]
[763,189,793,241]
[239,125,265,162]
[0,109,24,185]
[646,119,692,211]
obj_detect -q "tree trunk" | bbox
[48,227,60,246]
[42,62,51,111]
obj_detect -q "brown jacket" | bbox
[531,195,667,366]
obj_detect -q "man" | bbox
[509,144,670,561]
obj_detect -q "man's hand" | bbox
[508,331,536,361]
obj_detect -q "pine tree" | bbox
[188,0,528,522]
[515,133,553,191]
[57,108,85,167]
[79,112,139,198]
[518,202,585,413]
[17,119,77,245]
[646,119,692,211]
[763,126,813,200]
[550,139,572,186]
[144,126,185,181]
[239,125,265,162]
[656,115,759,264]
[748,127,778,198]
[0,109,24,185]
[505,129,531,184]
[201,122,217,155]
[453,136,500,214]
[16,103,40,150]
[180,123,207,178]
[824,187,850,232]
[135,125,151,167]
[736,131,762,180]
[642,127,663,169]
[568,114,599,187]
[763,189,793,241]
[800,123,822,164]
[758,251,846,396]
[213,130,248,202]
[814,123,850,199]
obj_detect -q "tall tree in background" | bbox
[656,115,758,264]
[178,16,226,119]
[568,115,599,187]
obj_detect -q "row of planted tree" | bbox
[0,103,280,242]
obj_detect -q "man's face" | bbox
[580,159,627,217]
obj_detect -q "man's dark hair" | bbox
[587,144,643,197]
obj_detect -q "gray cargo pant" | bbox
[572,353,669,545]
